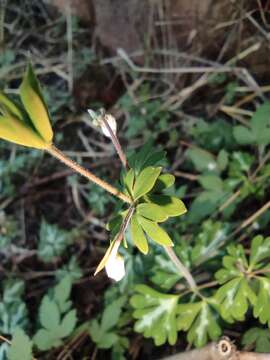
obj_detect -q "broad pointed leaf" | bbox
[0,91,24,120]
[123,168,135,197]
[0,114,47,149]
[131,214,148,254]
[20,63,53,143]
[138,216,173,246]
[137,203,168,222]
[133,167,161,200]
[148,194,187,217]
[152,174,175,192]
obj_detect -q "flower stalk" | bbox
[47,144,132,204]
[101,114,128,169]
[164,246,198,293]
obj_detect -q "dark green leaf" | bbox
[242,328,270,352]
[98,333,118,349]
[101,297,126,332]
[150,254,181,291]
[187,148,217,173]
[251,102,270,145]
[191,220,229,264]
[233,126,255,145]
[198,175,224,191]
[217,150,228,171]
[38,220,74,263]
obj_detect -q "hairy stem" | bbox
[114,205,135,248]
[47,144,132,204]
[164,246,197,292]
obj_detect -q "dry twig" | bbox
[160,338,270,360]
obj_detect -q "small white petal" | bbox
[101,114,117,138]
[207,162,216,170]
[105,253,125,281]
[87,109,97,119]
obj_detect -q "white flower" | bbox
[105,252,125,281]
[102,114,117,138]
[87,109,117,138]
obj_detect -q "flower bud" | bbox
[105,252,125,282]
[87,109,117,138]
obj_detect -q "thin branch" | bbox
[0,334,11,345]
[238,200,270,231]
[160,338,270,360]
[117,48,240,74]
[47,144,131,204]
[0,0,7,46]
[65,0,73,92]
[114,205,135,249]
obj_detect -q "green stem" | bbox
[47,144,132,204]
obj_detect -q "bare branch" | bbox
[160,338,270,360]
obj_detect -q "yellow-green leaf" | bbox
[137,203,168,222]
[148,195,187,217]
[123,168,135,198]
[133,167,161,200]
[131,214,148,254]
[138,216,173,246]
[152,173,175,192]
[0,114,48,149]
[0,91,24,120]
[20,64,53,143]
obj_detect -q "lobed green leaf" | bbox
[7,328,32,360]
